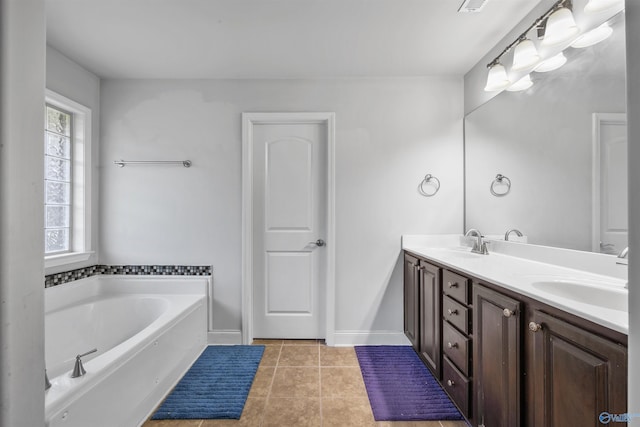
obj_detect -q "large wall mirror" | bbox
[464,12,627,254]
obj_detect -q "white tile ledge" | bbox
[45,251,94,269]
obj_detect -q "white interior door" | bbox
[593,113,628,254]
[251,121,327,339]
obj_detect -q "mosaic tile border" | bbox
[45,265,212,288]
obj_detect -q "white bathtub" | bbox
[44,275,209,427]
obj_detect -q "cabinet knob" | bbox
[447,342,458,349]
[503,308,514,318]
[447,309,458,316]
[447,281,458,288]
[528,322,542,332]
[447,379,455,387]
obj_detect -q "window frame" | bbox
[44,89,94,268]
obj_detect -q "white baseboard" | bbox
[332,330,411,347]
[207,330,243,345]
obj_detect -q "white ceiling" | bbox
[46,0,541,79]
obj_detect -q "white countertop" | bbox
[402,235,628,335]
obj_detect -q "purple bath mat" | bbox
[355,345,464,421]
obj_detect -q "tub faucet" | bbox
[505,229,523,241]
[618,247,629,259]
[71,348,97,378]
[465,229,489,255]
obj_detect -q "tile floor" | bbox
[143,340,468,427]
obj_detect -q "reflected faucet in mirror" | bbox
[505,229,523,241]
[465,229,489,255]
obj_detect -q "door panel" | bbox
[252,122,326,338]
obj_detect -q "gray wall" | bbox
[626,0,639,424]
[99,78,464,342]
[45,45,101,273]
[0,0,46,425]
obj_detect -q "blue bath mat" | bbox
[355,345,464,421]
[151,345,264,419]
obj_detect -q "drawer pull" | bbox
[503,308,514,318]
[447,281,458,288]
[447,309,458,316]
[447,379,455,387]
[529,322,543,332]
[447,342,458,349]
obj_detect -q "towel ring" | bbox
[490,174,511,197]
[418,174,440,197]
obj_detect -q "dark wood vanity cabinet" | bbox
[403,250,628,427]
[403,252,442,377]
[473,285,522,427]
[530,310,627,427]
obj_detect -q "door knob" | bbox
[309,239,326,247]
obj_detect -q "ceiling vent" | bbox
[458,0,489,13]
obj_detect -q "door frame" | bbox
[241,112,336,345]
[591,112,627,252]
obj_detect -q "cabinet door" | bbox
[403,253,420,349]
[474,285,521,427]
[530,310,627,427]
[419,261,441,378]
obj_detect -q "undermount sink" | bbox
[531,280,627,312]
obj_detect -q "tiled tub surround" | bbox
[45,275,208,427]
[45,264,212,287]
[402,234,628,334]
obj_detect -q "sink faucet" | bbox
[505,229,523,241]
[465,229,489,255]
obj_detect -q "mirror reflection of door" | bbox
[593,113,627,255]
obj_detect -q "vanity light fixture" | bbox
[484,63,510,92]
[512,39,540,71]
[534,52,568,72]
[506,74,533,92]
[541,7,579,46]
[570,22,613,48]
[584,0,624,13]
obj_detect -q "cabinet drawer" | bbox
[443,356,471,418]
[443,270,470,304]
[443,295,470,335]
[443,321,471,376]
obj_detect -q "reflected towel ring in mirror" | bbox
[490,174,511,197]
[418,174,441,197]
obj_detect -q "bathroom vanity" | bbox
[403,237,628,427]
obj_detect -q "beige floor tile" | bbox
[279,345,320,366]
[248,366,275,398]
[271,367,320,398]
[322,396,376,427]
[320,346,359,366]
[200,398,266,426]
[142,420,202,427]
[282,339,320,346]
[262,397,321,427]
[260,345,281,367]
[321,367,367,398]
[252,339,284,346]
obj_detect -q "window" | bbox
[44,90,93,267]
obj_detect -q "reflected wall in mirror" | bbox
[465,13,627,254]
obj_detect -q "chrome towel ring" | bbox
[490,174,511,197]
[418,174,440,197]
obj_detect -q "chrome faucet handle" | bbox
[71,348,97,378]
[618,247,629,258]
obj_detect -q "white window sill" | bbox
[45,251,94,269]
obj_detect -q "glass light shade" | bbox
[584,0,623,13]
[542,7,579,46]
[570,23,613,48]
[506,74,533,92]
[534,52,568,72]
[512,39,540,71]
[484,63,510,92]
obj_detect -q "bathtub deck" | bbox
[143,340,468,427]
